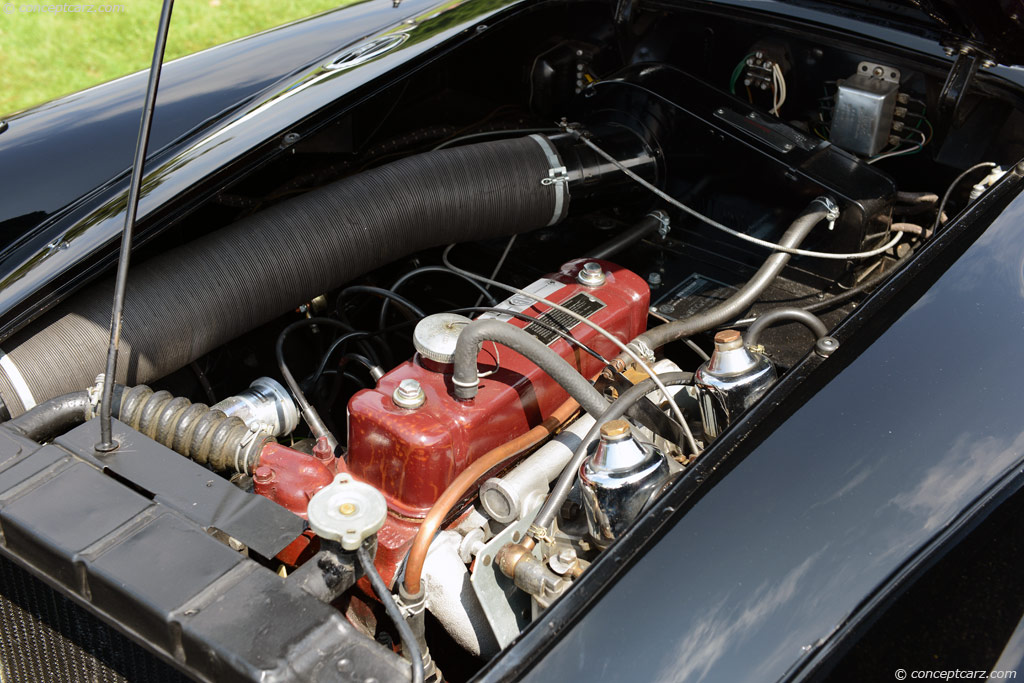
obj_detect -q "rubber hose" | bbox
[2,384,269,475]
[745,307,828,348]
[451,319,608,416]
[529,371,693,537]
[4,390,94,442]
[617,201,828,362]
[0,136,565,416]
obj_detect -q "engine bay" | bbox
[2,1,1023,680]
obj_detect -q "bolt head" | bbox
[393,378,426,409]
[600,419,631,441]
[577,262,607,287]
[254,466,275,485]
[647,272,662,286]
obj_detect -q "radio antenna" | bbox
[96,0,175,452]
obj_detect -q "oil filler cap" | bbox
[413,313,473,365]
[307,473,387,550]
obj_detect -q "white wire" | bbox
[866,129,927,164]
[773,64,787,114]
[572,133,903,260]
[442,246,700,455]
[769,65,781,116]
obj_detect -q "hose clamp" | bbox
[628,340,656,366]
[541,166,569,186]
[236,423,269,475]
[528,134,569,226]
[86,373,105,419]
[529,523,555,545]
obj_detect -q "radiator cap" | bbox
[307,473,387,550]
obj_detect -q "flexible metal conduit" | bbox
[0,136,566,417]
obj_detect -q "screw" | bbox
[393,378,426,409]
[254,466,275,485]
[281,132,300,147]
[647,272,662,287]
[982,59,996,68]
[944,46,956,56]
[577,262,606,287]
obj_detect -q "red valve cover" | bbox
[345,259,649,519]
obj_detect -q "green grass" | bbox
[0,0,351,116]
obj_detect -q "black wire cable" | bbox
[309,305,612,387]
[474,235,517,307]
[356,545,425,683]
[276,317,354,448]
[932,162,998,234]
[432,127,560,151]
[338,285,427,320]
[377,266,497,331]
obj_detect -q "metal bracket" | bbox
[937,52,980,140]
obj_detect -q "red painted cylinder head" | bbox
[345,259,649,518]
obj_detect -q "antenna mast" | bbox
[96,0,175,451]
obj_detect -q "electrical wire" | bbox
[442,246,700,455]
[432,128,560,151]
[728,54,754,94]
[337,285,426,320]
[475,235,517,307]
[568,125,903,260]
[769,63,786,116]
[311,305,611,386]
[276,317,351,449]
[356,545,425,683]
[932,162,998,234]
[378,266,497,331]
[867,129,927,164]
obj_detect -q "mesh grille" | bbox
[0,556,190,683]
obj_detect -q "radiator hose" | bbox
[0,135,572,417]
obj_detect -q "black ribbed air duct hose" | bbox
[0,135,569,417]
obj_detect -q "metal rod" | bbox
[96,0,175,452]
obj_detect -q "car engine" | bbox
[0,3,1021,680]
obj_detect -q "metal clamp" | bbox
[87,373,105,419]
[528,523,555,545]
[235,423,269,475]
[541,166,569,186]
[647,210,671,237]
[813,196,840,231]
